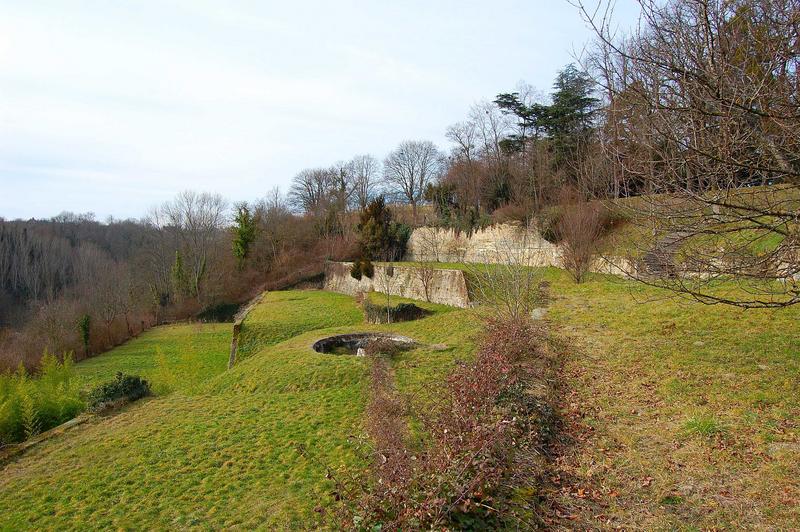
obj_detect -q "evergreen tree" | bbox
[493,93,549,153]
[78,314,90,357]
[350,197,410,280]
[547,64,599,172]
[232,202,257,269]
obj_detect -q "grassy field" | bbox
[381,262,800,528]
[2,265,798,529]
[539,268,800,529]
[0,290,479,529]
[75,323,231,394]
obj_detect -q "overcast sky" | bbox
[0,0,641,221]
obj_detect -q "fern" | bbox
[19,390,41,440]
[0,399,12,446]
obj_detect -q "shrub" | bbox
[0,352,84,445]
[536,205,563,243]
[86,373,150,412]
[320,318,553,530]
[556,199,604,283]
[363,338,413,358]
[355,197,410,262]
[350,258,374,281]
[197,302,240,323]
[361,300,427,324]
[491,203,532,225]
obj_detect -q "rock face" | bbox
[406,223,562,267]
[406,223,637,276]
[323,262,471,308]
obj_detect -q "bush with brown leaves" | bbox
[314,318,553,531]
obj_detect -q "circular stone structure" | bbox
[312,333,416,356]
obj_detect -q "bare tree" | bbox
[576,0,800,307]
[288,167,337,215]
[377,261,399,323]
[350,154,381,210]
[414,226,447,262]
[157,191,228,302]
[414,263,435,302]
[383,140,443,223]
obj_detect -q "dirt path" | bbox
[640,231,692,277]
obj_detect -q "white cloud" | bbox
[0,0,641,219]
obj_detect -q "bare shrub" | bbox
[414,263,435,302]
[555,190,604,283]
[362,338,414,358]
[316,318,552,530]
[491,202,532,225]
[466,222,547,321]
[361,300,428,325]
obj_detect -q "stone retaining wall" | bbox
[406,223,637,276]
[406,223,562,267]
[323,262,471,308]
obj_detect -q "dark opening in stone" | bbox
[312,333,416,356]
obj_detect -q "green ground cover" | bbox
[75,323,231,394]
[0,289,478,529]
[2,264,798,529]
[541,268,800,528]
[234,290,364,361]
[383,262,800,527]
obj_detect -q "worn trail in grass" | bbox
[391,262,799,528]
[0,290,479,529]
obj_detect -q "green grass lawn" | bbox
[2,267,798,529]
[537,268,800,529]
[0,289,478,529]
[75,323,231,394]
[234,290,365,361]
[384,262,800,528]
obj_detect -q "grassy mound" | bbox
[0,290,478,529]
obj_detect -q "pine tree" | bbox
[232,202,257,269]
[78,314,91,358]
[350,197,409,280]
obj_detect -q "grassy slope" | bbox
[539,268,799,529]
[0,290,478,529]
[390,262,799,527]
[4,261,796,529]
[75,323,231,394]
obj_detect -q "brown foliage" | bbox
[578,0,800,306]
[322,318,554,530]
[556,191,604,283]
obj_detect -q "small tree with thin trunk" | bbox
[379,261,398,323]
[414,264,435,302]
[466,222,547,321]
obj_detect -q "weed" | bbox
[682,415,726,438]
